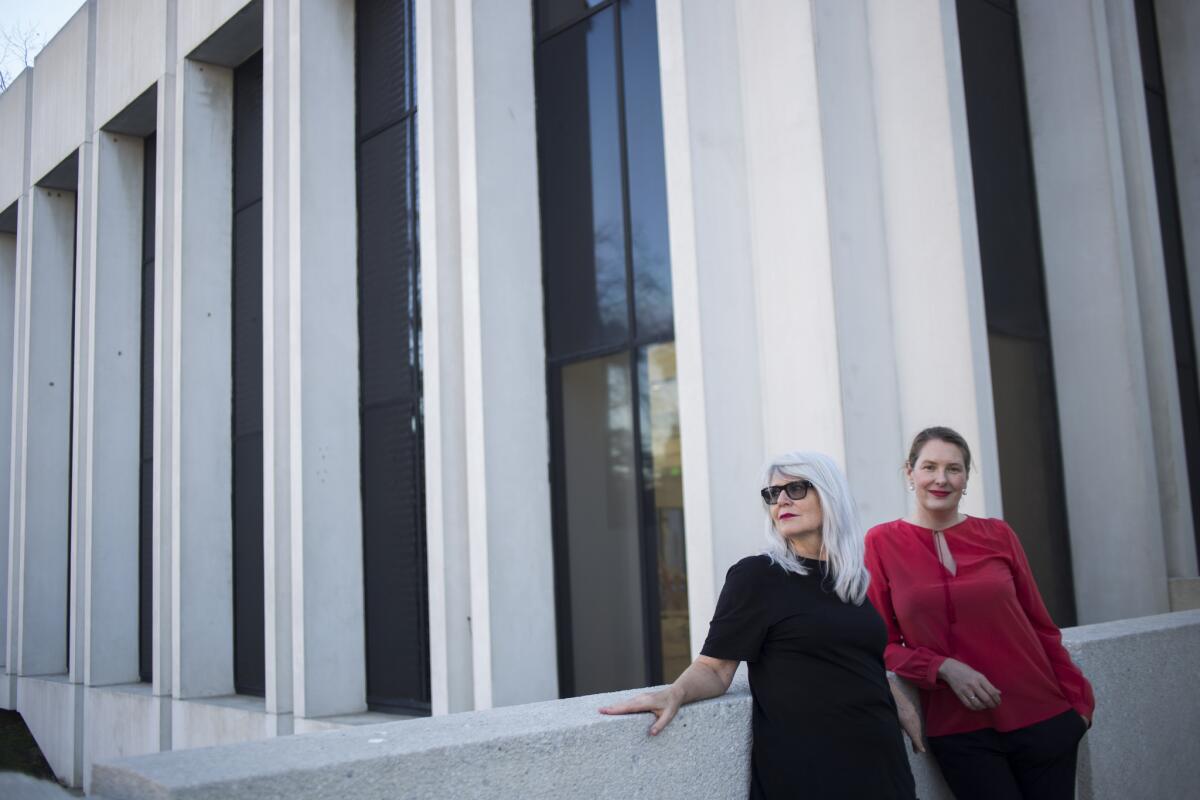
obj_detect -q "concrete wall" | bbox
[177,0,256,61]
[95,0,166,130]
[1018,0,1189,623]
[659,0,1002,658]
[90,610,1200,800]
[0,72,30,210]
[29,6,90,184]
[19,675,83,786]
[82,684,162,791]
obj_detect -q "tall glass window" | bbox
[232,51,265,697]
[355,0,429,714]
[534,0,688,696]
[957,0,1077,624]
[1134,0,1200,558]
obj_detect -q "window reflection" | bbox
[537,0,607,34]
[639,343,689,682]
[561,354,646,694]
[621,0,673,340]
[536,9,629,358]
[536,0,685,696]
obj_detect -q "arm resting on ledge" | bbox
[888,672,927,753]
[598,656,739,736]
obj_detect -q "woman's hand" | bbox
[599,686,684,736]
[887,673,927,754]
[937,658,1002,711]
[598,656,737,736]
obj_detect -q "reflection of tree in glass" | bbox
[590,219,629,337]
[628,220,673,335]
[605,359,634,480]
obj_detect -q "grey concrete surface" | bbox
[0,772,76,799]
[89,610,1200,800]
[1066,610,1200,799]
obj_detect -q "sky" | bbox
[0,0,85,85]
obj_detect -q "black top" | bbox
[701,555,917,800]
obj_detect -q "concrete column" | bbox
[168,58,235,699]
[866,0,1001,521]
[454,0,556,708]
[416,0,474,715]
[811,1,907,524]
[14,186,76,677]
[4,73,33,711]
[70,7,99,689]
[261,0,294,722]
[1017,0,1173,621]
[80,133,144,687]
[1108,0,1199,588]
[152,4,178,720]
[656,0,765,659]
[263,0,366,721]
[734,1,845,463]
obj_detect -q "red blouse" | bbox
[865,517,1095,737]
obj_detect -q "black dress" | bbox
[700,554,917,799]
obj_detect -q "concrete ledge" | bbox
[0,671,14,710]
[83,684,166,792]
[1064,609,1200,800]
[90,610,1200,800]
[170,694,291,751]
[18,675,82,786]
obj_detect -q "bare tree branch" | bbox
[0,22,44,93]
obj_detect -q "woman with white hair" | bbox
[600,451,921,799]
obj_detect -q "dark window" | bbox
[232,51,265,697]
[956,0,1077,625]
[1134,0,1200,558]
[139,132,156,684]
[536,0,689,697]
[355,0,430,714]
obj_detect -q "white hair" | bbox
[760,451,870,605]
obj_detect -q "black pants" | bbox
[927,710,1088,800]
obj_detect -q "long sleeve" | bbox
[1003,523,1096,719]
[865,534,947,689]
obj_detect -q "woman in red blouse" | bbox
[865,426,1094,800]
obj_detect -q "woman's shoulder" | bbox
[968,516,1018,539]
[966,517,1024,553]
[728,553,776,576]
[865,518,908,545]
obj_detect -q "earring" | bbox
[961,488,968,497]
[907,483,915,492]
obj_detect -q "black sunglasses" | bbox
[760,480,813,505]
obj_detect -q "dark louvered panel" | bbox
[138,132,156,684]
[358,124,417,407]
[356,0,429,713]
[232,431,265,696]
[360,401,428,710]
[355,0,413,136]
[232,200,263,437]
[233,55,264,213]
[232,51,265,697]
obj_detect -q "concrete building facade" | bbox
[0,0,1197,790]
